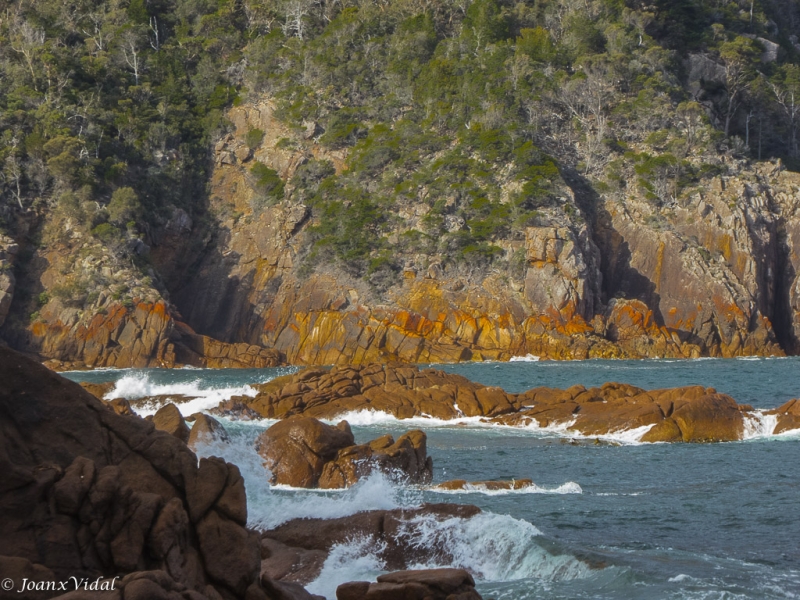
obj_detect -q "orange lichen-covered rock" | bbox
[234,364,763,443]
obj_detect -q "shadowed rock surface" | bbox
[0,346,267,600]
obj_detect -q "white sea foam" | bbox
[509,354,540,362]
[429,481,582,496]
[105,373,258,416]
[316,410,661,444]
[193,429,594,600]
[318,410,490,428]
[742,411,780,440]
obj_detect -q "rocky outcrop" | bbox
[0,346,268,600]
[238,364,515,421]
[232,364,770,442]
[0,226,284,369]
[337,569,482,600]
[256,417,432,488]
[261,504,482,584]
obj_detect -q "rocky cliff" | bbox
[4,99,800,366]
[151,101,800,363]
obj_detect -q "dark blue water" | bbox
[64,358,800,599]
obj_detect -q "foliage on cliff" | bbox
[2,0,800,299]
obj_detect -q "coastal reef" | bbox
[213,363,790,442]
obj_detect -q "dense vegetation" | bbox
[2,0,800,288]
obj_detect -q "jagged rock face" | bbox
[524,225,601,320]
[149,100,800,363]
[7,98,800,365]
[0,346,265,600]
[596,165,788,357]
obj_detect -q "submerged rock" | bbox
[256,416,432,488]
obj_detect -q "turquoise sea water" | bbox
[64,358,800,599]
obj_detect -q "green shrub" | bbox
[249,163,285,204]
[107,187,142,226]
[245,128,265,150]
[91,223,121,243]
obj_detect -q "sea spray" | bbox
[302,512,595,599]
[428,481,583,496]
[106,373,258,416]
[742,411,780,440]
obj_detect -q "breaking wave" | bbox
[429,481,583,495]
[105,373,258,416]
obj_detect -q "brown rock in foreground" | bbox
[233,363,773,442]
[257,417,355,487]
[256,416,432,488]
[0,346,266,600]
[337,568,482,600]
